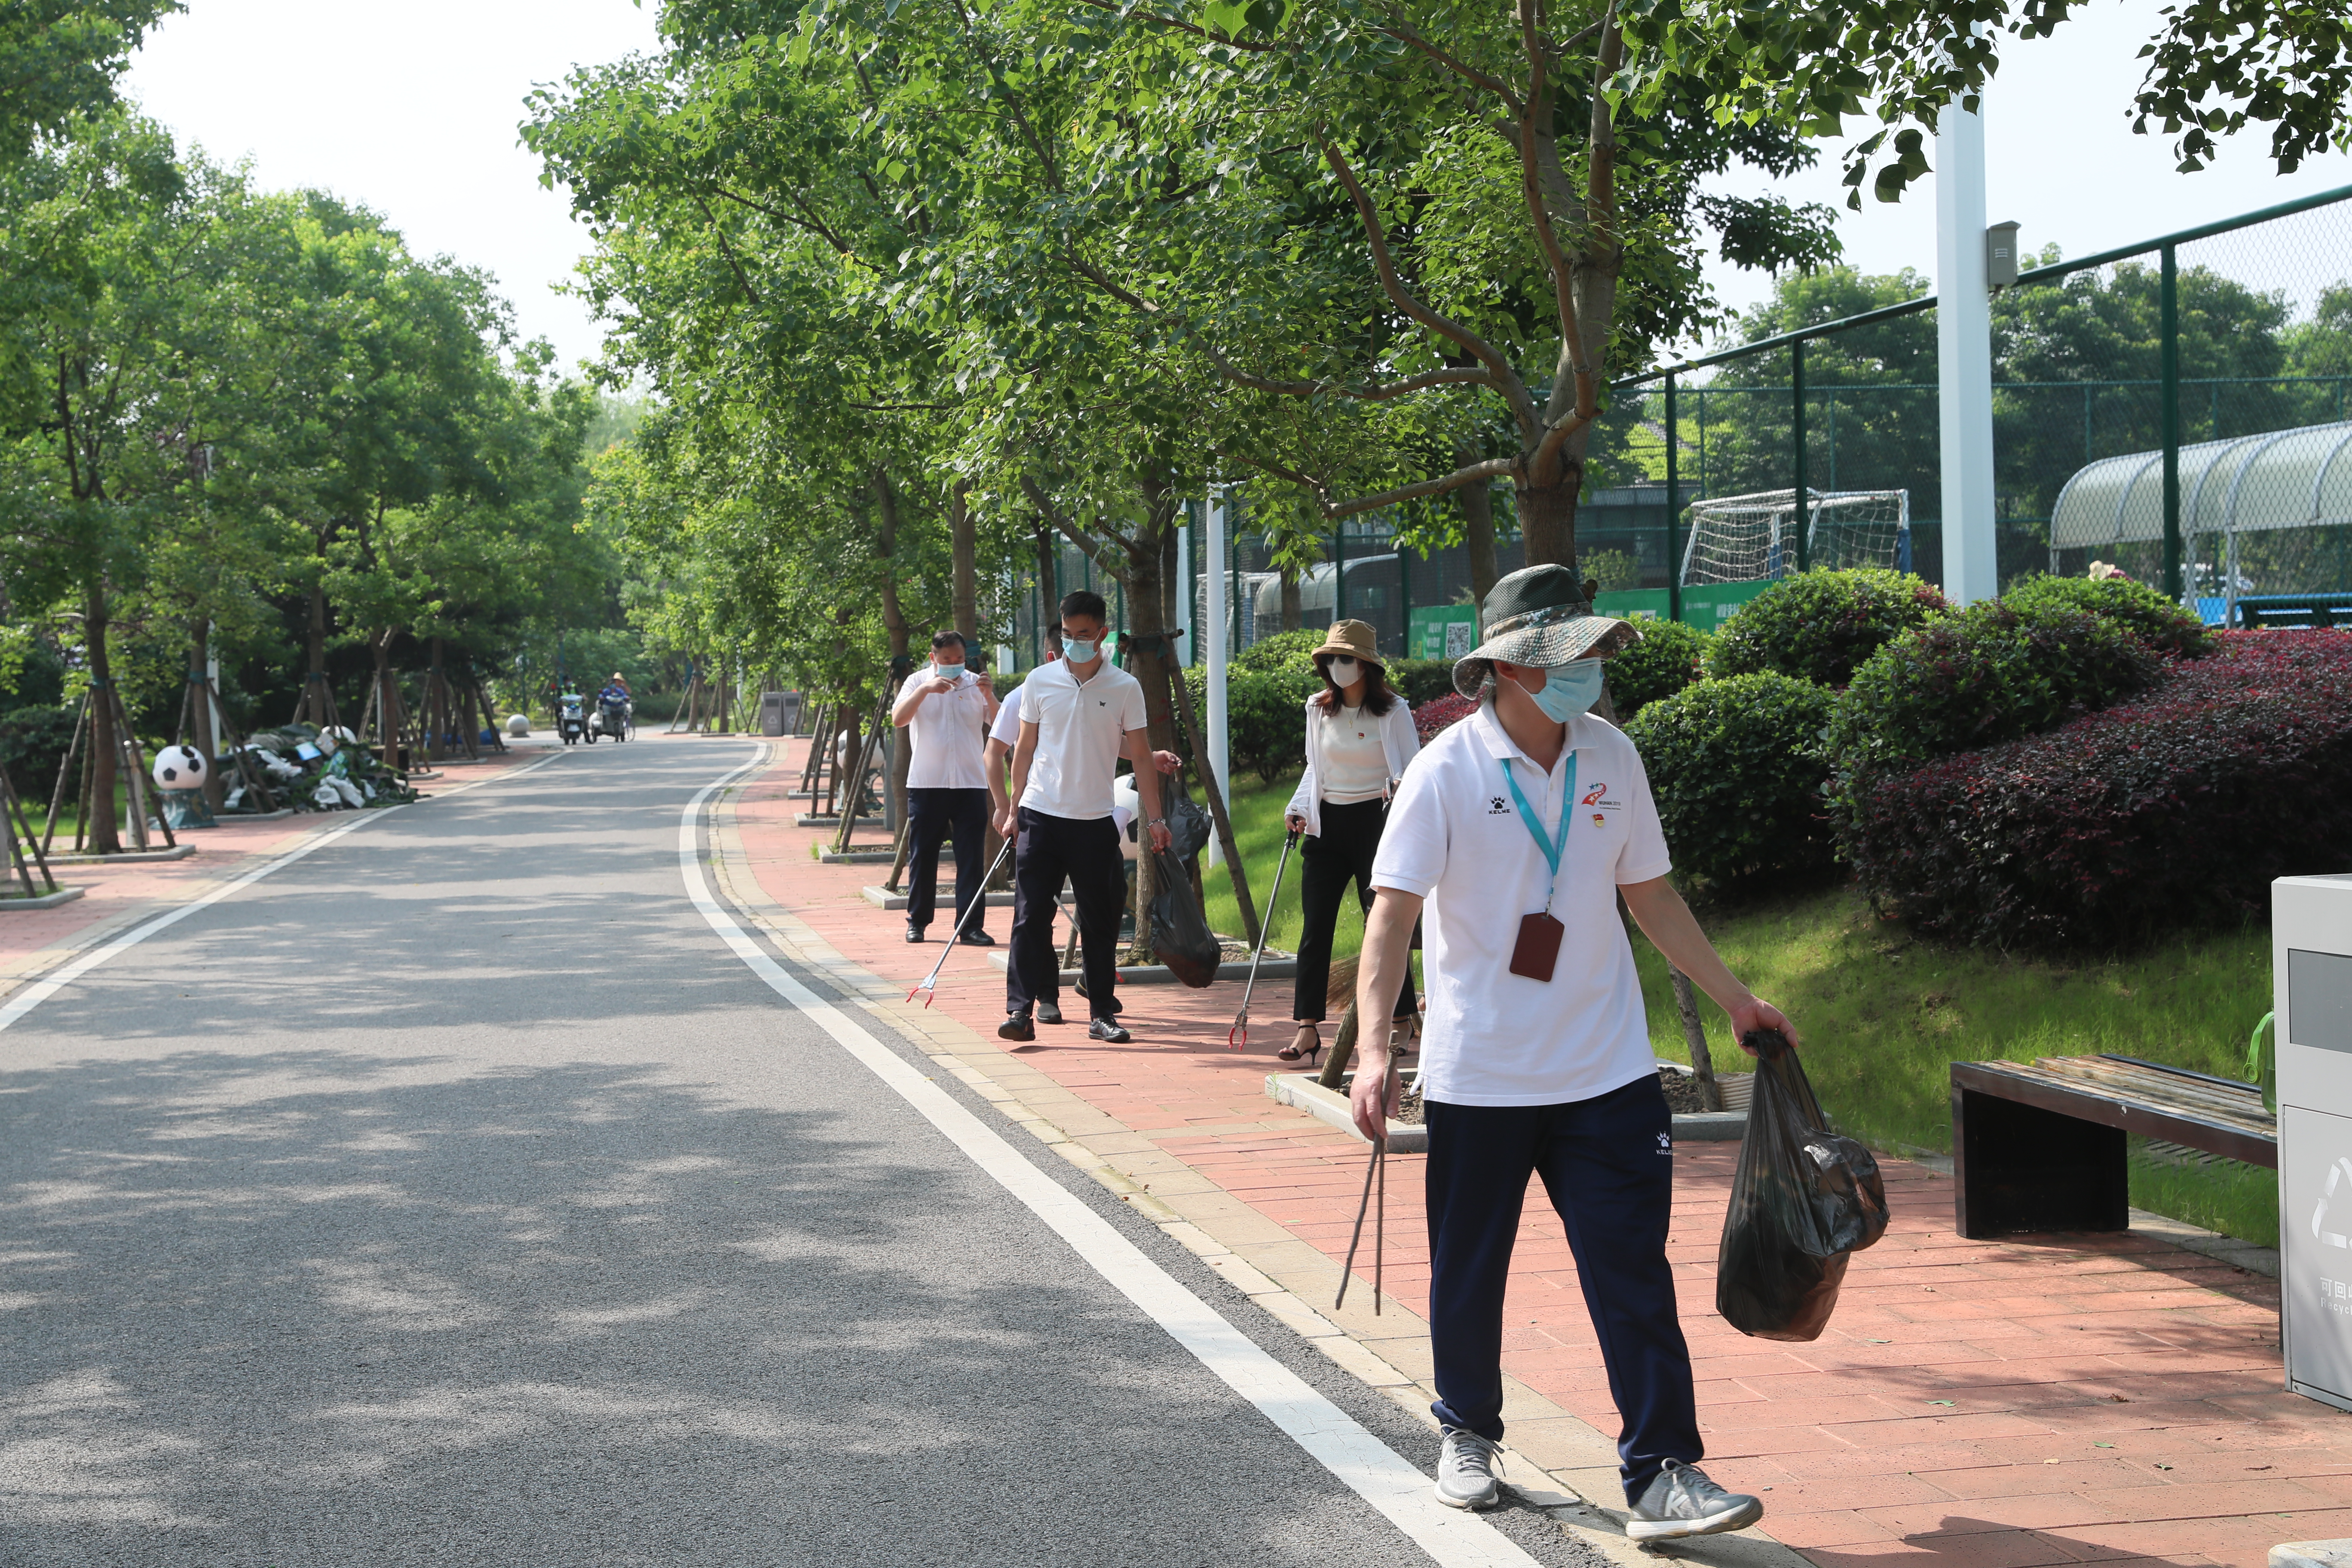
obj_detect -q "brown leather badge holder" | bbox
[1508,910,1563,982]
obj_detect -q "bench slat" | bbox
[1951,1057,2277,1169]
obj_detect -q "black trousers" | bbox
[1424,1079,1701,1503]
[1293,797,1417,1021]
[906,787,989,934]
[1008,808,1124,1020]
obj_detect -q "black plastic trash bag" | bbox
[1715,1031,1889,1341]
[1148,848,1222,988]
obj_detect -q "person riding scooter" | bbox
[593,679,632,742]
[558,693,587,746]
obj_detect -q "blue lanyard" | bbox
[1502,751,1577,913]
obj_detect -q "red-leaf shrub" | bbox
[1414,692,1476,743]
[1841,630,2352,949]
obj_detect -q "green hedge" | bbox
[1604,620,1707,720]
[2002,573,2211,659]
[1180,665,1317,781]
[0,704,76,800]
[1707,568,1949,687]
[1387,657,1455,707]
[1825,599,2160,780]
[1625,673,1838,888]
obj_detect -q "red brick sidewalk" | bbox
[0,743,548,981]
[731,736,2326,1568]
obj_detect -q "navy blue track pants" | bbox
[1423,1075,1702,1503]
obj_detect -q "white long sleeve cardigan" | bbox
[1282,694,1421,838]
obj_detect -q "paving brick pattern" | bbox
[727,735,2322,1568]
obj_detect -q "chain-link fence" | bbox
[997,185,2352,672]
[1602,182,2352,628]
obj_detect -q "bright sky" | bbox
[124,0,663,375]
[122,0,2352,374]
[1700,0,2352,334]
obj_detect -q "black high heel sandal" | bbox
[1277,1024,1321,1065]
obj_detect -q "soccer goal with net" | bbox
[1679,488,1912,590]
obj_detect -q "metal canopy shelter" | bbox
[2049,420,2352,621]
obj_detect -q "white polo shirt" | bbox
[897,665,991,790]
[1371,699,1672,1106]
[1017,656,1148,820]
[989,690,1025,748]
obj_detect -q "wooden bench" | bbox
[1951,1054,2276,1238]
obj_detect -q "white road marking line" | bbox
[681,753,1541,1568]
[0,750,565,1034]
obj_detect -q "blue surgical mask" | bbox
[1063,637,1099,663]
[1519,660,1605,722]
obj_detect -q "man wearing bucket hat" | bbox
[1350,564,1796,1535]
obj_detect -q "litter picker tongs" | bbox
[1335,1054,1400,1316]
[1227,827,1300,1050]
[907,833,1018,1007]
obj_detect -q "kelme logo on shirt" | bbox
[1488,794,1510,814]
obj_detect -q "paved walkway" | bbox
[731,732,2324,1568]
[1,744,547,986]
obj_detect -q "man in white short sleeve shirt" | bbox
[996,591,1169,1044]
[891,628,997,944]
[986,624,1181,1025]
[1353,564,1797,1537]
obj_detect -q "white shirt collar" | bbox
[1470,697,1575,772]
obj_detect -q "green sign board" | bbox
[1678,580,1774,627]
[1591,588,1671,624]
[1409,605,1479,662]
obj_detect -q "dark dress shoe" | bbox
[905,925,926,943]
[961,929,996,946]
[1036,1001,1064,1025]
[998,1014,1035,1041]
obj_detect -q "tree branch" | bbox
[1068,0,1277,52]
[1317,137,1539,441]
[1516,0,1591,424]
[1323,458,1521,521]
[1021,476,1134,574]
[1201,343,1496,401]
[692,194,763,306]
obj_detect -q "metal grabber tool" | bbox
[1335,1052,1400,1316]
[907,832,1018,1007]
[1227,827,1300,1050]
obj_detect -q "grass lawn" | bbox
[1197,766,2279,1246]
[1629,884,2278,1246]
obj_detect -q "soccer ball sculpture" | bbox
[152,746,207,792]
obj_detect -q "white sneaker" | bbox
[1434,1427,1504,1510]
[1626,1459,1764,1540]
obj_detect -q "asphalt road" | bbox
[0,738,1597,1568]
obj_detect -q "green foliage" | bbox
[1624,672,1837,889]
[0,704,76,802]
[2001,573,2211,659]
[1825,600,2161,779]
[1603,619,1708,719]
[0,1,178,160]
[1234,630,1324,676]
[1387,657,1456,707]
[1585,548,1641,593]
[1708,569,1949,687]
[1182,664,1316,782]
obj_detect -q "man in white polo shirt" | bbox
[892,628,997,945]
[1351,564,1795,1536]
[995,590,1169,1044]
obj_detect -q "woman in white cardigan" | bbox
[1277,619,1420,1063]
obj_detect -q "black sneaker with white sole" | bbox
[1086,1018,1131,1043]
[1626,1459,1764,1540]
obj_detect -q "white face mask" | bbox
[1326,657,1360,684]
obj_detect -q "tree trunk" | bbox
[950,481,979,643]
[1515,478,1581,574]
[83,588,120,855]
[1460,441,1501,608]
[303,579,330,725]
[1280,569,1302,631]
[1033,525,1059,626]
[1121,471,1188,963]
[191,620,224,813]
[872,469,913,830]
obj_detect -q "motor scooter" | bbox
[558,693,587,745]
[591,693,632,742]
